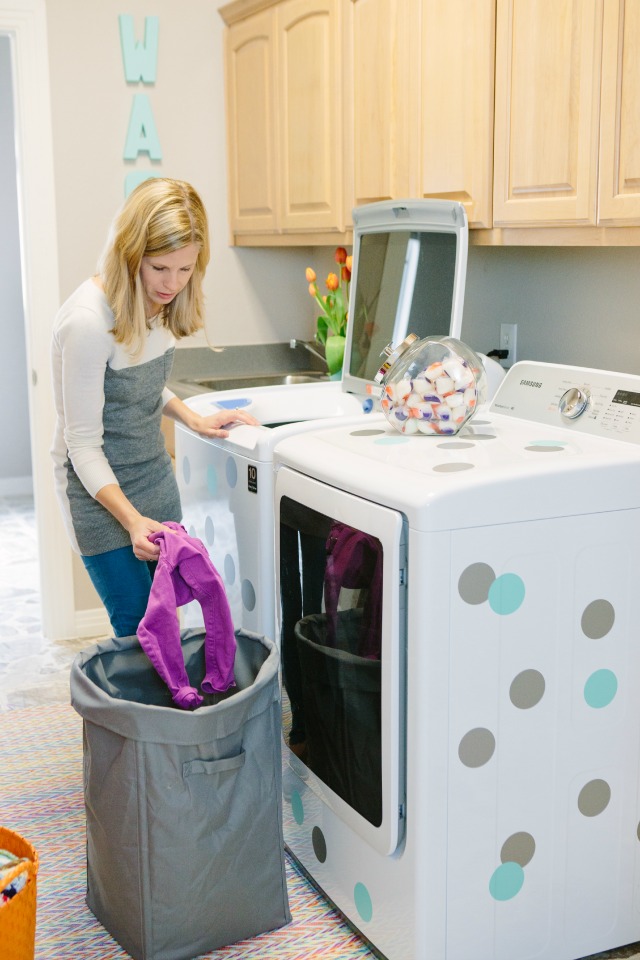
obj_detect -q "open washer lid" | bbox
[342,198,468,399]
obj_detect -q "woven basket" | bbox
[0,827,38,960]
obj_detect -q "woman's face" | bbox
[139,242,200,317]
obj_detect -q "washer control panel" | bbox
[490,361,640,442]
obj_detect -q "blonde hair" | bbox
[100,178,210,354]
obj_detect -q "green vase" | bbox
[325,334,346,376]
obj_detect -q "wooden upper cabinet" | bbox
[493,0,603,226]
[351,0,413,206]
[225,9,279,235]
[419,0,496,228]
[350,0,495,227]
[278,0,346,233]
[221,0,348,243]
[598,0,640,224]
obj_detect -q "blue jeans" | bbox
[81,545,157,638]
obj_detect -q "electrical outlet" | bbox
[499,323,518,368]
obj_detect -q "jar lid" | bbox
[374,333,419,384]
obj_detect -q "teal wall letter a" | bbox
[123,93,163,160]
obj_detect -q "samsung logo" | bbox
[520,379,542,388]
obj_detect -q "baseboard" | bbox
[74,606,111,640]
[0,475,34,498]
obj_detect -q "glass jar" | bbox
[375,335,487,436]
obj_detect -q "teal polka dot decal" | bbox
[182,456,191,485]
[354,882,373,922]
[584,669,618,708]
[488,573,525,615]
[207,464,218,495]
[489,861,525,901]
[291,789,304,825]
[374,435,410,445]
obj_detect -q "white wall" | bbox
[45,0,317,348]
[462,246,640,374]
[0,34,32,493]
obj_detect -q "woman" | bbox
[51,177,258,636]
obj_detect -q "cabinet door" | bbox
[493,0,603,226]
[419,0,496,229]
[351,0,414,206]
[225,10,280,235]
[277,0,346,233]
[598,0,640,224]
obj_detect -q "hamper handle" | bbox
[182,750,245,779]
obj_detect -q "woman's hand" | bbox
[94,483,175,561]
[163,395,260,438]
[190,407,260,438]
[128,516,174,561]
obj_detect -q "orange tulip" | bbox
[326,272,339,291]
[334,246,347,265]
[341,265,351,283]
[346,255,353,271]
[305,267,316,283]
[308,282,317,297]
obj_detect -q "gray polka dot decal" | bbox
[437,441,476,450]
[458,564,525,615]
[241,578,256,612]
[433,462,475,473]
[578,779,611,817]
[458,727,496,768]
[458,563,496,605]
[204,515,215,547]
[581,599,615,639]
[350,429,386,437]
[224,554,235,585]
[501,831,536,868]
[225,456,238,488]
[312,826,327,863]
[489,832,535,901]
[510,670,545,709]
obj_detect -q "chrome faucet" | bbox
[289,338,326,363]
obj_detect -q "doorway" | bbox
[0,1,75,639]
[0,35,31,497]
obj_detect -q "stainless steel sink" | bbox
[193,372,329,391]
[169,370,329,398]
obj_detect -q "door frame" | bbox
[1,0,76,639]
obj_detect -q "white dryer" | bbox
[273,361,640,960]
[176,199,479,641]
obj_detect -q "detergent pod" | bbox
[374,334,487,436]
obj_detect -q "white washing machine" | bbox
[176,199,488,641]
[273,360,640,960]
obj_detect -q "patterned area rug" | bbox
[1,703,375,960]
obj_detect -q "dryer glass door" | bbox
[277,466,406,857]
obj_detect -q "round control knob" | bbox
[559,386,590,420]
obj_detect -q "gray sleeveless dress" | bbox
[64,348,182,556]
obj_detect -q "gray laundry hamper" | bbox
[70,627,291,960]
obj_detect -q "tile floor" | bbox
[0,494,93,710]
[2,493,640,960]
